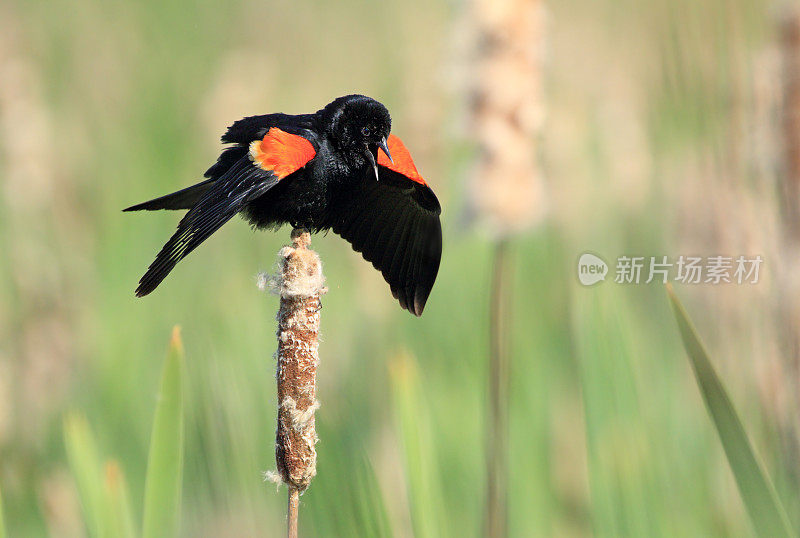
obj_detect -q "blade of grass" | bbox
[351,453,394,538]
[389,351,445,538]
[572,288,665,537]
[104,461,137,538]
[306,437,395,538]
[666,284,794,538]
[142,326,185,538]
[63,413,108,538]
[0,480,6,538]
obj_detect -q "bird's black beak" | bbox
[365,146,379,181]
[379,137,393,164]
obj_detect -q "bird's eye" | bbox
[361,126,370,136]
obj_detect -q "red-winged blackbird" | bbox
[125,95,442,315]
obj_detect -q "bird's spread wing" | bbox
[327,135,442,315]
[134,128,316,296]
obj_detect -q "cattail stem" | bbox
[266,227,326,537]
[287,487,300,538]
[486,239,511,538]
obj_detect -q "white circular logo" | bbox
[577,253,608,286]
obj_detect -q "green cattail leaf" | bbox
[63,413,108,538]
[0,479,6,538]
[389,351,445,538]
[103,461,137,538]
[666,285,794,538]
[142,326,185,538]
[352,453,394,538]
[572,290,662,537]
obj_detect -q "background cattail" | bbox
[776,4,800,486]
[466,0,548,237]
[781,6,800,241]
[465,1,548,536]
[261,228,325,536]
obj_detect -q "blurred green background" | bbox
[1,0,798,536]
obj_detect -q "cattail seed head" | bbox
[466,0,548,237]
[270,228,326,492]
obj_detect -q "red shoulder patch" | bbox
[378,134,427,186]
[249,128,316,178]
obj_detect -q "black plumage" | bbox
[125,95,442,315]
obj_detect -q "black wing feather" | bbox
[386,209,415,295]
[222,113,316,144]
[134,158,280,296]
[328,167,442,316]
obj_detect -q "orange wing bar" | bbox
[249,128,316,179]
[377,134,427,186]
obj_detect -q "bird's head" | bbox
[322,95,393,179]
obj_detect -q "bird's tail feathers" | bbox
[123,179,215,212]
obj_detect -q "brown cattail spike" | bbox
[782,6,800,238]
[272,228,326,493]
[468,0,548,237]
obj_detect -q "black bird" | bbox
[125,95,442,315]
